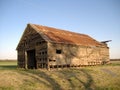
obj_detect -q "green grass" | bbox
[0,60,17,70]
[110,60,120,66]
[0,60,120,90]
[0,60,17,64]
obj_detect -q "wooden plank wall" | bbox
[48,42,109,68]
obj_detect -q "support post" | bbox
[47,58,50,71]
[25,51,28,69]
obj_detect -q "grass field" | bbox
[0,60,120,90]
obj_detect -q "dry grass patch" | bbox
[0,60,120,90]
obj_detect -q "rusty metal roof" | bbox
[30,24,104,47]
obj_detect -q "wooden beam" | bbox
[25,51,28,69]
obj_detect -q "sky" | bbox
[0,0,120,59]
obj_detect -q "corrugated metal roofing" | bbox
[30,24,103,47]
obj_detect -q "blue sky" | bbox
[0,0,120,59]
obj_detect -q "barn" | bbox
[16,24,110,69]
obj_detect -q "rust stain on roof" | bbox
[30,24,103,46]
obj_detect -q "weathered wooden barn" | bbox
[16,24,110,69]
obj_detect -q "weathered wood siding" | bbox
[36,41,48,68]
[48,42,109,67]
[17,50,25,68]
[17,25,48,68]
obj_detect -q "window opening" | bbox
[45,51,47,54]
[42,51,44,55]
[56,49,62,54]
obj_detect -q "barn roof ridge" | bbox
[29,23,103,47]
[30,23,87,36]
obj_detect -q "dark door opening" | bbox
[27,49,37,69]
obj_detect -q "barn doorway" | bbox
[27,49,37,69]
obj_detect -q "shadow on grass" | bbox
[60,68,95,90]
[18,70,62,90]
[38,71,62,90]
[0,65,17,70]
[15,69,96,90]
[78,69,95,90]
[17,68,95,90]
